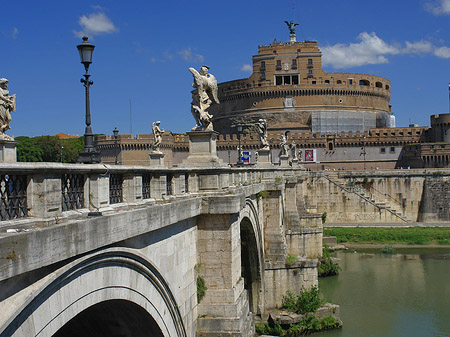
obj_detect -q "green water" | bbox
[319,248,450,337]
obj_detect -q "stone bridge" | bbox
[0,163,322,337]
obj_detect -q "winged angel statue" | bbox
[189,65,219,131]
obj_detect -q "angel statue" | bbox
[0,78,16,137]
[280,133,290,156]
[189,65,220,131]
[284,20,299,35]
[255,119,269,150]
[152,121,165,152]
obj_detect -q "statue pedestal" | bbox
[182,131,224,167]
[149,151,165,167]
[291,158,299,165]
[0,139,17,162]
[279,155,290,167]
[256,148,273,168]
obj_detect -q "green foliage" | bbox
[256,315,341,336]
[256,190,269,202]
[255,322,283,336]
[16,135,84,163]
[285,254,298,266]
[282,287,324,314]
[380,245,394,254]
[323,227,450,245]
[275,177,282,182]
[318,245,341,277]
[197,276,207,303]
[321,212,327,224]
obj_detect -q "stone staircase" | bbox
[322,174,410,223]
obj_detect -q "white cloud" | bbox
[434,46,450,58]
[322,32,450,69]
[322,32,400,69]
[404,40,433,54]
[240,64,252,72]
[178,48,204,63]
[425,0,450,15]
[11,27,18,39]
[74,12,118,38]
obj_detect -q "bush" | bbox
[285,254,298,266]
[282,287,324,314]
[197,276,207,303]
[318,245,341,277]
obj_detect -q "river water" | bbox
[319,248,450,337]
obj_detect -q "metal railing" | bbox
[0,174,27,220]
[61,174,84,211]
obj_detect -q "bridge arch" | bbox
[1,248,186,337]
[239,198,265,316]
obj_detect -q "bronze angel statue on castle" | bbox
[189,65,219,131]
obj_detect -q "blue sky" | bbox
[2,0,450,137]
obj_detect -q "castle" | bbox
[97,26,450,170]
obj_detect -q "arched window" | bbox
[375,82,382,88]
[359,79,370,86]
[337,80,342,84]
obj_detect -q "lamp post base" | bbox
[78,148,101,164]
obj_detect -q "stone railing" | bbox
[0,163,301,225]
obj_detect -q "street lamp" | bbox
[237,124,243,166]
[77,36,101,164]
[113,127,119,165]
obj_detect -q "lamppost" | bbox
[113,127,119,165]
[360,135,367,170]
[237,124,243,166]
[77,36,101,164]
[60,144,64,163]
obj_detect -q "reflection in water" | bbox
[319,249,450,337]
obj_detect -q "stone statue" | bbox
[255,119,269,150]
[291,140,298,160]
[189,65,219,131]
[152,121,165,152]
[298,149,303,161]
[284,20,299,35]
[0,78,15,137]
[280,134,290,156]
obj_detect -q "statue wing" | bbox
[207,74,220,104]
[284,21,289,26]
[189,67,202,87]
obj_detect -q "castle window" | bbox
[308,58,313,65]
[260,61,265,70]
[337,80,342,84]
[297,49,301,53]
[359,79,370,86]
[386,84,390,90]
[312,81,316,84]
[261,72,266,80]
[380,148,386,154]
[276,60,282,70]
[292,75,299,85]
[349,79,354,85]
[390,147,395,153]
[292,59,297,69]
[325,80,330,84]
[376,82,383,88]
[283,76,291,85]
[276,76,282,85]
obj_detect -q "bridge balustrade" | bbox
[0,163,293,223]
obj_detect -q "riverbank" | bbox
[323,226,450,245]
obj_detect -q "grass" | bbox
[324,227,450,245]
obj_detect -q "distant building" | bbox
[54,133,79,139]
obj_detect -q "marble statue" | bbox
[255,119,269,150]
[189,65,219,131]
[152,121,165,152]
[0,78,15,137]
[280,134,290,156]
[284,20,299,35]
[291,140,298,160]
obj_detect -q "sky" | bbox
[2,0,450,137]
